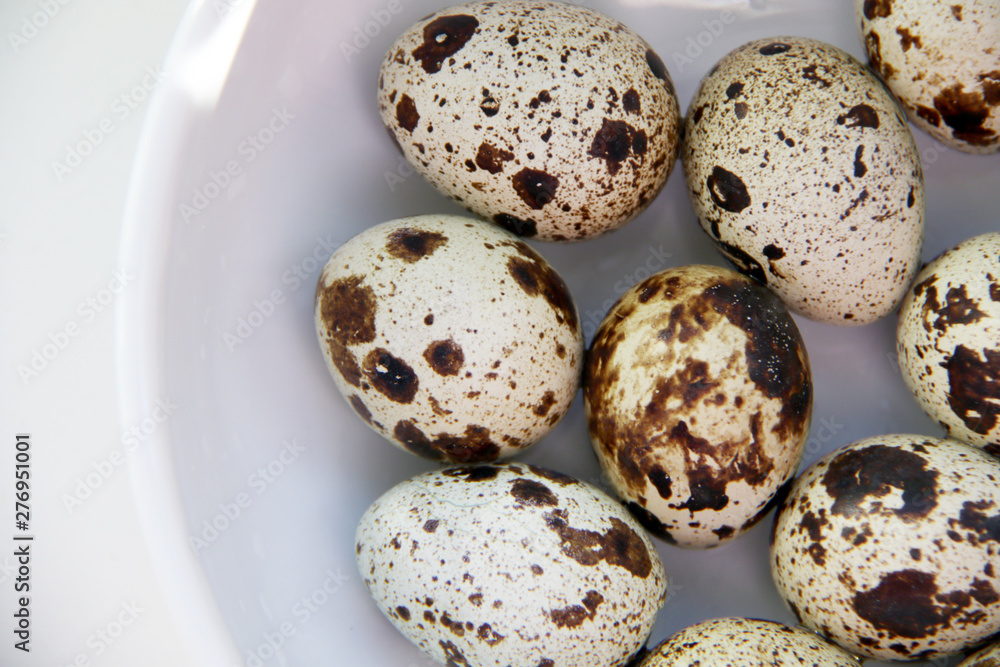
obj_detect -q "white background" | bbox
[1,0,193,665]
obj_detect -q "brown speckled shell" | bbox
[960,639,1000,667]
[356,463,667,667]
[314,215,583,463]
[639,617,861,666]
[377,0,681,241]
[856,0,1000,154]
[770,434,1000,661]
[897,232,1000,452]
[682,36,924,325]
[584,265,812,548]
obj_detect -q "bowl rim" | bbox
[114,0,258,664]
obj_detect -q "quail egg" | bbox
[356,463,667,667]
[897,232,1000,452]
[584,264,812,548]
[377,0,681,241]
[682,36,924,325]
[856,0,1000,153]
[638,617,861,666]
[315,214,583,463]
[770,434,1000,661]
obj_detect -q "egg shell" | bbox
[770,434,1000,661]
[584,264,812,548]
[856,0,1000,154]
[960,639,1000,667]
[377,0,681,241]
[314,214,583,463]
[897,232,1000,451]
[355,463,668,667]
[681,36,924,325]
[638,617,861,667]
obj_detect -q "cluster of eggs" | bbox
[312,0,1000,665]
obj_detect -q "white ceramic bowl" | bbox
[117,1,1000,665]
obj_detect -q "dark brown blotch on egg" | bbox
[442,465,502,481]
[706,166,751,213]
[505,245,579,330]
[702,279,812,437]
[492,213,537,237]
[933,285,987,331]
[386,227,448,263]
[318,275,378,347]
[759,42,792,56]
[396,94,420,132]
[412,14,480,74]
[589,118,648,175]
[821,443,939,519]
[476,142,514,174]
[623,88,641,114]
[863,0,893,20]
[364,348,419,404]
[849,569,993,640]
[934,84,996,146]
[838,104,880,129]
[510,478,559,507]
[549,591,604,628]
[424,339,465,376]
[945,346,1000,436]
[525,464,578,486]
[544,509,653,578]
[511,168,559,210]
[396,422,502,463]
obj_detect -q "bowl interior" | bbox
[124,0,1000,664]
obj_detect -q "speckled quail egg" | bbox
[770,434,1000,662]
[584,264,812,548]
[897,232,1000,452]
[856,0,1000,154]
[638,617,861,666]
[314,214,583,463]
[355,463,667,667]
[682,36,924,325]
[377,0,681,241]
[960,639,1000,666]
